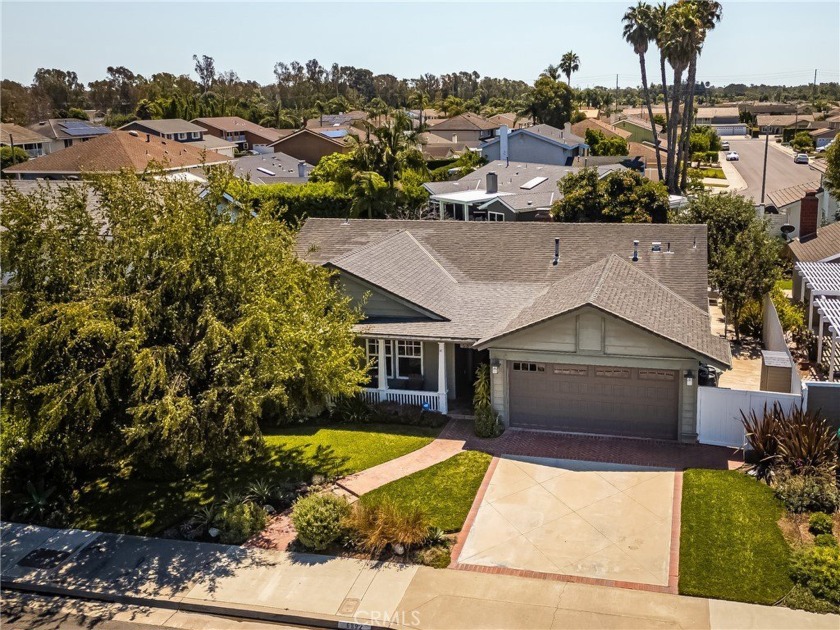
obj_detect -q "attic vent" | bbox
[552,237,560,266]
[520,176,548,190]
[257,167,275,176]
[128,130,139,137]
[632,240,639,262]
[651,241,662,252]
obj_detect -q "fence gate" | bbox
[697,387,802,448]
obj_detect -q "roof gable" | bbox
[788,222,840,262]
[429,112,498,132]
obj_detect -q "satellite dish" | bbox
[705,81,711,88]
[780,224,795,235]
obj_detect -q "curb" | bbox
[1,578,394,630]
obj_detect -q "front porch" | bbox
[361,338,486,415]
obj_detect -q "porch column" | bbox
[828,333,836,382]
[463,203,469,221]
[808,289,815,329]
[799,271,806,302]
[377,338,387,401]
[438,200,444,220]
[817,314,825,364]
[437,342,448,414]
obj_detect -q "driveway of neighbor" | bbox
[456,456,676,587]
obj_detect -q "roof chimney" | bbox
[499,125,509,163]
[486,171,498,194]
[297,160,307,179]
[799,190,819,240]
[552,237,560,266]
[632,240,639,262]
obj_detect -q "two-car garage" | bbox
[508,361,680,440]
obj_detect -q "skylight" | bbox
[520,176,548,190]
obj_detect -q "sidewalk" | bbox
[717,155,748,193]
[3,521,838,629]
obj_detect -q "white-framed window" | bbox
[366,339,394,379]
[178,132,187,140]
[396,340,423,377]
[488,211,505,222]
[191,132,201,139]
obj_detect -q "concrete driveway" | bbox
[456,456,676,587]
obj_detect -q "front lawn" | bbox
[679,469,793,604]
[361,450,492,532]
[72,422,440,536]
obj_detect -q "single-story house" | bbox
[1,122,51,157]
[119,119,237,157]
[481,123,588,166]
[757,114,814,135]
[694,107,747,136]
[225,152,313,185]
[788,195,840,300]
[3,130,231,180]
[426,112,500,147]
[741,102,798,116]
[810,127,839,149]
[419,132,474,160]
[191,116,285,152]
[26,118,112,154]
[266,128,352,165]
[765,180,824,240]
[423,160,625,222]
[296,219,731,442]
[571,118,632,143]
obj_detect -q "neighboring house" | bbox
[571,118,632,143]
[226,152,313,185]
[426,112,500,148]
[3,130,230,180]
[118,119,237,157]
[296,219,731,442]
[191,116,285,151]
[757,114,814,135]
[27,118,112,153]
[788,194,840,300]
[1,122,51,157]
[423,160,624,222]
[741,102,798,117]
[481,124,588,166]
[419,132,473,160]
[613,117,663,144]
[824,115,840,130]
[307,125,363,144]
[618,106,667,120]
[810,127,839,149]
[266,128,351,166]
[488,113,528,129]
[306,110,368,130]
[694,107,747,136]
[765,181,824,240]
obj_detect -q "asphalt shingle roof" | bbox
[1,123,51,145]
[428,112,499,132]
[191,117,285,143]
[788,222,840,263]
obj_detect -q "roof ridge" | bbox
[588,255,617,302]
[403,231,458,284]
[329,229,406,264]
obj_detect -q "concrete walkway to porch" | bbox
[336,430,467,497]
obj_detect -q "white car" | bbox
[721,141,730,151]
[816,141,834,153]
[726,151,739,161]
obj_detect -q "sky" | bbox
[2,1,839,89]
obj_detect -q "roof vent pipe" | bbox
[632,240,639,262]
[552,237,560,266]
[146,134,150,143]
[297,160,306,178]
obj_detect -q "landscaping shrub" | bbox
[291,493,351,551]
[775,471,839,514]
[215,501,268,545]
[741,404,779,482]
[738,299,764,338]
[329,396,449,428]
[345,500,430,557]
[815,534,839,548]
[775,408,838,476]
[810,512,835,536]
[473,364,503,438]
[791,545,840,605]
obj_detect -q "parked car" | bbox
[794,153,809,164]
[721,141,730,151]
[726,151,739,161]
[816,141,834,153]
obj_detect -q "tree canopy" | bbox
[585,128,629,156]
[1,169,367,476]
[551,168,669,223]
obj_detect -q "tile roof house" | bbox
[423,160,625,222]
[27,118,112,154]
[0,122,51,157]
[3,130,231,179]
[267,128,352,165]
[481,123,588,166]
[119,119,237,157]
[297,219,730,442]
[191,116,285,151]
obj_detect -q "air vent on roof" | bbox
[128,130,139,137]
[520,176,548,190]
[257,167,276,176]
[652,241,662,252]
[552,237,560,266]
[632,240,639,262]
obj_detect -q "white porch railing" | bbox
[362,388,445,412]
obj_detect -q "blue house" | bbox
[482,123,588,167]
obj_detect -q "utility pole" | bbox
[615,74,619,117]
[813,68,818,104]
[760,131,770,206]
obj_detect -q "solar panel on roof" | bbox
[321,129,348,138]
[63,127,109,137]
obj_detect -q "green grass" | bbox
[777,278,793,291]
[690,167,726,179]
[361,450,492,532]
[72,422,440,536]
[679,469,793,605]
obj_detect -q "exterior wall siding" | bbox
[272,134,348,165]
[339,275,425,319]
[482,133,575,166]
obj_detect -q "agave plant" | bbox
[220,490,247,508]
[775,406,838,476]
[192,505,217,531]
[246,480,277,505]
[740,403,779,482]
[13,480,58,523]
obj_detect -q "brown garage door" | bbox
[508,362,679,440]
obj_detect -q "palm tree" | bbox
[650,2,670,126]
[678,0,722,190]
[559,52,580,85]
[660,2,699,192]
[623,2,663,182]
[409,90,431,131]
[542,64,562,81]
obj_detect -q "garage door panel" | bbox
[509,363,678,440]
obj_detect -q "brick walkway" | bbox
[337,431,466,496]
[439,419,742,470]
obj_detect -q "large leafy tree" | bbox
[1,170,367,474]
[824,140,840,202]
[530,76,574,128]
[551,168,668,223]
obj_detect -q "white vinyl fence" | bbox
[696,387,802,448]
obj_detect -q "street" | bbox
[724,136,823,203]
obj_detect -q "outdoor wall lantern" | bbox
[684,369,694,387]
[491,359,501,375]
